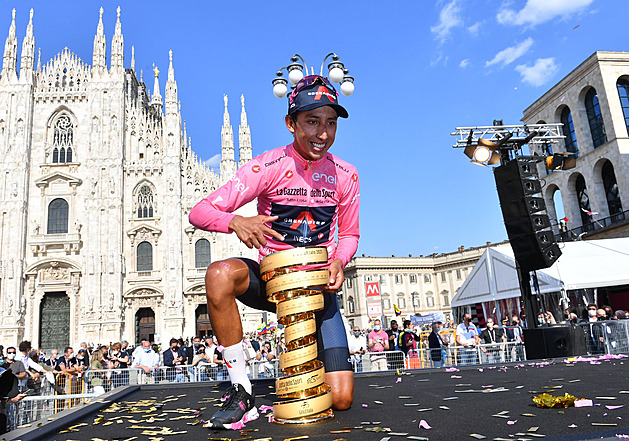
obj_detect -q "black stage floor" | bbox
[8,354,629,441]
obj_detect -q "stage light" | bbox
[463,138,501,166]
[545,152,576,171]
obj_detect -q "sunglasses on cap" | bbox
[289,75,337,106]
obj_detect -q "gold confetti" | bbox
[533,393,578,408]
[591,422,617,426]
[522,413,536,417]
[284,437,309,441]
[330,430,351,433]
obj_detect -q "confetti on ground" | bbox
[418,419,431,429]
[607,405,625,410]
[575,399,593,407]
[469,434,486,439]
[443,396,458,400]
[507,420,517,425]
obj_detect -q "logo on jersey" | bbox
[252,164,261,173]
[285,170,294,179]
[271,203,335,247]
[351,173,358,182]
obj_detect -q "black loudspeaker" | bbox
[494,158,562,271]
[524,326,587,360]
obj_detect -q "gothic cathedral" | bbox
[0,8,258,349]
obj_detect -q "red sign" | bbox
[365,281,380,297]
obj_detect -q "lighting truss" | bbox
[451,123,565,149]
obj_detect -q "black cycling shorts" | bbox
[236,258,352,373]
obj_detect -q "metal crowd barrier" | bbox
[578,320,629,355]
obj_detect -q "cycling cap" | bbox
[288,75,349,118]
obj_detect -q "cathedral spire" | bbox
[19,8,35,80]
[151,64,163,110]
[165,50,178,115]
[1,9,18,82]
[221,95,236,181]
[110,6,124,74]
[131,45,135,71]
[92,7,107,74]
[36,47,41,72]
[238,94,252,167]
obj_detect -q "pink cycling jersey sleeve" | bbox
[189,144,360,266]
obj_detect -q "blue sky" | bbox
[9,0,627,258]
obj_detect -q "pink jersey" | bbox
[188,143,360,267]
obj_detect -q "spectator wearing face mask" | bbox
[479,319,506,364]
[133,340,159,384]
[348,327,366,372]
[368,319,389,371]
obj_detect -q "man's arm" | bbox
[189,158,265,234]
[333,169,360,267]
[383,335,389,351]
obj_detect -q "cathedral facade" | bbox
[0,8,259,350]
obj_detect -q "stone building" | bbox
[0,8,259,350]
[341,242,504,329]
[522,51,629,240]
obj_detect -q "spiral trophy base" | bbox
[262,247,334,424]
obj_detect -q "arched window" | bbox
[137,185,154,218]
[347,296,355,314]
[52,114,74,164]
[137,241,153,272]
[575,175,591,225]
[47,198,68,234]
[617,78,629,134]
[195,239,211,268]
[560,107,578,156]
[397,296,406,309]
[585,88,607,148]
[602,161,622,215]
[412,292,421,308]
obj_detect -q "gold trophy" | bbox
[261,246,334,424]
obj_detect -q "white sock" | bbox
[222,341,252,394]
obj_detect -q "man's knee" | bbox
[205,260,245,303]
[332,391,353,411]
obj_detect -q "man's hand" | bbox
[325,259,344,291]
[142,366,150,373]
[229,215,284,249]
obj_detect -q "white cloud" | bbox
[467,21,481,36]
[485,38,534,67]
[431,1,463,44]
[205,153,221,170]
[497,0,594,27]
[515,58,559,86]
[459,58,470,68]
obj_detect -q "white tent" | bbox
[451,238,629,308]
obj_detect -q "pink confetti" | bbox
[396,377,402,383]
[451,375,462,378]
[230,421,246,430]
[575,399,593,408]
[268,414,274,423]
[445,368,460,372]
[481,385,494,388]
[568,424,577,428]
[507,420,517,425]
[419,419,432,429]
[478,368,484,372]
[615,435,629,439]
[362,404,368,408]
[607,405,625,410]
[259,405,274,414]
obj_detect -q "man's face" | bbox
[51,350,58,358]
[353,327,360,334]
[142,341,150,350]
[171,342,178,350]
[486,320,494,328]
[391,322,398,331]
[66,348,73,358]
[374,320,381,328]
[6,348,16,361]
[463,314,471,322]
[286,106,338,162]
[512,316,519,324]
